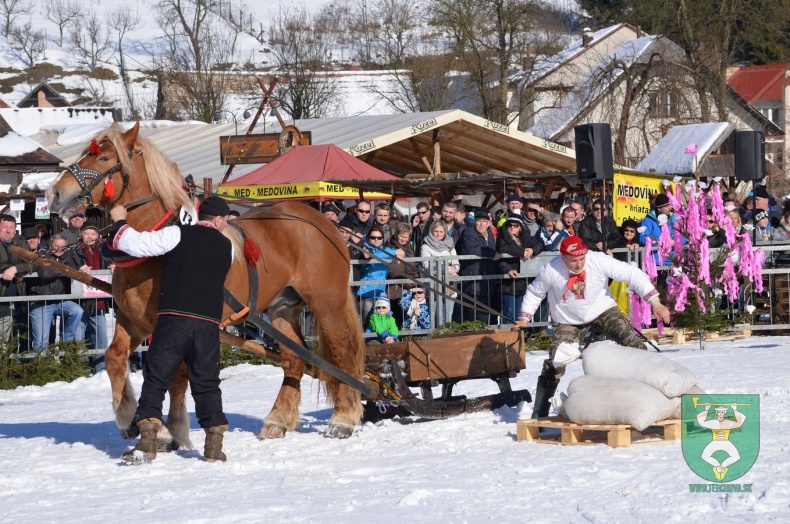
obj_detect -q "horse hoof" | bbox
[324,424,353,439]
[120,424,140,440]
[257,424,286,440]
[156,438,179,452]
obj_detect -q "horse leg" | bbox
[258,312,306,440]
[311,291,365,439]
[104,321,140,439]
[157,363,193,451]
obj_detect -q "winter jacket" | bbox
[420,243,460,273]
[457,226,510,295]
[69,244,112,314]
[577,214,624,252]
[0,235,32,300]
[411,217,434,254]
[367,312,399,342]
[357,243,397,298]
[496,226,544,296]
[535,227,569,251]
[351,214,373,238]
[639,210,683,265]
[30,251,80,297]
[400,289,431,330]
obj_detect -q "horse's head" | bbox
[47,122,143,216]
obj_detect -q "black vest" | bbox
[158,224,232,322]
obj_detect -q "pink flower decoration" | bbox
[643,237,657,280]
[685,143,697,155]
[699,238,710,285]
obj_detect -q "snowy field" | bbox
[1,336,788,522]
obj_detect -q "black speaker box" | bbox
[574,123,613,180]
[734,131,765,181]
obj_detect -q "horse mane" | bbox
[222,224,245,264]
[98,124,195,214]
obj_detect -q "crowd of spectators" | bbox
[0,211,114,358]
[321,184,788,338]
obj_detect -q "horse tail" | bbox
[315,287,365,420]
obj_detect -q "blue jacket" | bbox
[639,210,683,265]
[357,243,397,298]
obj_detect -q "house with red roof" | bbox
[728,63,788,176]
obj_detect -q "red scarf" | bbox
[563,270,586,302]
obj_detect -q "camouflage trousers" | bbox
[536,306,645,389]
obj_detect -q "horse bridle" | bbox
[64,140,133,208]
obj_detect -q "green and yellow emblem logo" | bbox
[681,394,760,482]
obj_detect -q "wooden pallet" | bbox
[640,325,751,345]
[516,416,681,447]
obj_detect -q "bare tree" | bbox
[78,77,110,106]
[68,10,113,71]
[41,0,80,47]
[370,0,420,68]
[155,0,240,122]
[108,6,142,49]
[8,20,45,67]
[366,43,469,113]
[430,0,561,125]
[0,0,31,38]
[268,9,340,119]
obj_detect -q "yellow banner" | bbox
[218,181,390,200]
[612,172,668,226]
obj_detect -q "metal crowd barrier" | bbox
[5,242,790,360]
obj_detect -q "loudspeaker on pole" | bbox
[734,130,765,181]
[574,123,614,180]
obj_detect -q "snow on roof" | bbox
[634,122,734,175]
[521,24,629,86]
[26,109,573,190]
[528,36,659,139]
[0,107,115,137]
[0,131,42,157]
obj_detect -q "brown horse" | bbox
[46,122,365,446]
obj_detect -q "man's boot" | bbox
[122,418,161,463]
[531,384,557,419]
[204,425,228,462]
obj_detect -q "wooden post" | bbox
[10,246,113,294]
[203,178,213,196]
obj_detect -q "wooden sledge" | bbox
[363,329,531,421]
[640,325,751,345]
[516,416,681,448]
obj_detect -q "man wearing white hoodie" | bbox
[514,236,671,418]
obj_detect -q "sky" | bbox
[0,335,787,522]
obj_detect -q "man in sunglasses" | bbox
[351,200,374,238]
[577,199,624,255]
[410,201,434,253]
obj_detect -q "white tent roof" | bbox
[26,110,577,191]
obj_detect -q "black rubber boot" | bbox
[531,384,557,419]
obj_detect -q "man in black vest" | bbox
[110,196,233,463]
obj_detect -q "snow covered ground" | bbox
[1,336,788,522]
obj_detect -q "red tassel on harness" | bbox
[88,139,102,155]
[104,178,114,198]
[244,238,261,269]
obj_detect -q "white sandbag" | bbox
[582,340,698,398]
[670,385,706,419]
[553,341,581,366]
[563,376,680,431]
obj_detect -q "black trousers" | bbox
[136,315,227,428]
